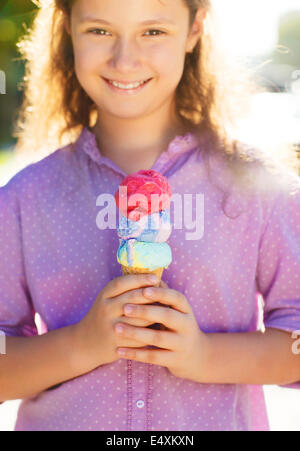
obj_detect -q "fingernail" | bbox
[116,324,124,333]
[148,275,158,284]
[124,305,134,315]
[144,287,154,296]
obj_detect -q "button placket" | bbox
[126,360,133,431]
[130,360,149,431]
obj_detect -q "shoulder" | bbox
[207,140,300,220]
[237,144,300,218]
[239,145,300,232]
[0,142,76,201]
[216,140,300,196]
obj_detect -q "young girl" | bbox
[0,0,300,431]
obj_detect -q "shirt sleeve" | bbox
[0,181,37,338]
[256,181,300,389]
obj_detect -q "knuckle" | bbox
[164,305,172,322]
[113,277,123,293]
[129,289,142,302]
[147,350,157,364]
[151,331,161,348]
[124,317,148,327]
[138,287,146,300]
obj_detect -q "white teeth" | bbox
[110,80,147,89]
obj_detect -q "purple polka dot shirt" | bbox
[1,127,300,431]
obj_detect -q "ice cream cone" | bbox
[121,265,164,287]
[116,170,172,290]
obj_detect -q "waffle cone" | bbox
[121,265,164,286]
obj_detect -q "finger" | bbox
[117,346,174,367]
[123,303,186,332]
[114,323,181,351]
[159,280,168,289]
[115,335,150,348]
[120,316,155,328]
[107,287,164,326]
[111,287,162,315]
[102,274,159,298]
[142,287,191,314]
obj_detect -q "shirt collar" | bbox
[75,126,200,176]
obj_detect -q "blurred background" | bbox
[1,0,300,431]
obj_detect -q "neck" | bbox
[90,109,190,162]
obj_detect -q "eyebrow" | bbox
[79,16,176,26]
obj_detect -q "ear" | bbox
[186,8,208,53]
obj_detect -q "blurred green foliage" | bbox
[0,151,12,166]
[0,0,37,150]
[275,11,300,68]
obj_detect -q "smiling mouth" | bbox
[103,77,152,85]
[102,77,153,93]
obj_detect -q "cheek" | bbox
[149,42,186,76]
[154,57,185,88]
[74,48,99,73]
[72,38,105,73]
[73,51,100,97]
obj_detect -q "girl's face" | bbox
[67,0,202,121]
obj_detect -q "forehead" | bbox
[72,0,188,23]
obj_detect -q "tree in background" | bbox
[0,0,37,150]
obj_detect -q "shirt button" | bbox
[136,400,145,408]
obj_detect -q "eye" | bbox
[87,28,165,37]
[88,28,110,36]
[144,29,165,37]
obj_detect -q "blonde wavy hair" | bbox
[12,0,300,211]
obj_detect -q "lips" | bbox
[102,76,153,94]
[103,77,152,85]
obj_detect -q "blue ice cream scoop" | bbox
[117,209,172,243]
[117,239,172,271]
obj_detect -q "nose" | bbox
[109,38,141,71]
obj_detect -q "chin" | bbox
[99,105,152,120]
